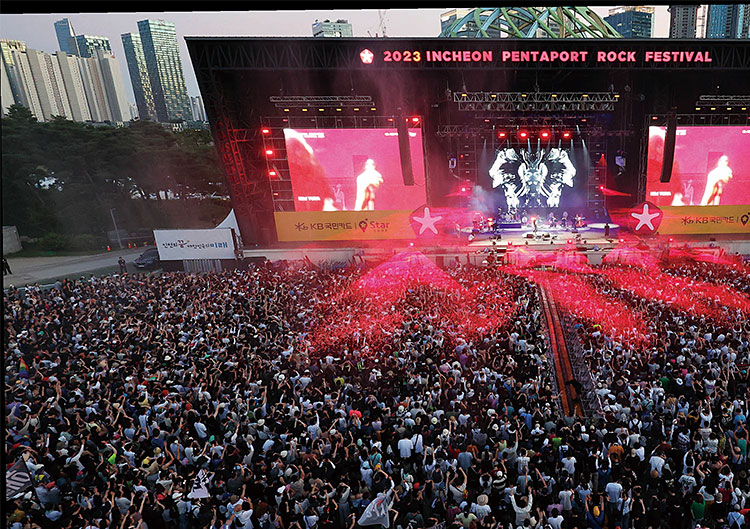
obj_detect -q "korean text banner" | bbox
[274,211,416,241]
[154,229,235,260]
[657,205,750,235]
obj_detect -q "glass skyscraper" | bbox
[121,33,157,121]
[74,35,112,58]
[604,6,655,38]
[137,19,191,122]
[706,4,746,38]
[54,18,79,56]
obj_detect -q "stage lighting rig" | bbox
[454,92,619,112]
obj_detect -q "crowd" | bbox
[4,257,750,529]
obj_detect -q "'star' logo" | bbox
[360,49,374,64]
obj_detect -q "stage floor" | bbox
[462,223,620,249]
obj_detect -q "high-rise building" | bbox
[312,19,354,38]
[94,49,130,122]
[706,4,746,38]
[74,35,112,58]
[1,61,15,115]
[77,57,107,122]
[742,4,750,38]
[55,51,91,121]
[669,5,698,38]
[190,95,206,121]
[25,49,72,120]
[605,6,655,38]
[137,19,192,122]
[2,44,45,120]
[54,18,79,55]
[121,33,157,121]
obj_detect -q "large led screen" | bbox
[646,126,750,206]
[283,128,426,212]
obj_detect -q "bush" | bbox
[39,233,68,251]
[68,234,106,251]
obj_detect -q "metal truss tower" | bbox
[439,7,623,39]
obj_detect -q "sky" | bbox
[0,7,671,105]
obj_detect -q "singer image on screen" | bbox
[355,159,384,211]
[700,155,733,206]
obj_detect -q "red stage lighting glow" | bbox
[619,239,625,243]
[265,149,274,156]
[498,132,507,138]
[563,132,571,138]
[412,117,420,123]
[541,131,550,138]
[519,131,528,138]
[261,128,270,134]
[268,170,277,178]
[567,239,573,244]
[461,187,467,192]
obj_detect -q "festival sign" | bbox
[656,205,750,235]
[274,210,416,241]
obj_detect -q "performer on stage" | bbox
[700,155,733,206]
[354,159,384,211]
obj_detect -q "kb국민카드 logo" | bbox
[360,49,374,64]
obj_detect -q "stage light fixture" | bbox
[283,108,289,112]
[354,108,360,111]
[695,107,701,110]
[541,131,550,139]
[319,108,325,112]
[497,132,506,138]
[265,149,274,156]
[336,108,342,112]
[710,107,716,111]
[412,117,420,122]
[302,108,308,112]
[388,118,394,121]
[491,94,497,98]
[371,107,376,111]
[567,239,572,244]
[652,116,658,120]
[519,131,528,138]
[484,119,490,123]
[261,128,270,134]
[269,170,278,178]
[727,107,732,110]
[619,239,625,243]
[563,132,571,138]
[581,118,587,122]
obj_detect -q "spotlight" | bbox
[371,107,376,111]
[283,108,289,112]
[269,170,278,178]
[519,131,528,139]
[619,239,625,243]
[302,108,308,112]
[567,239,572,244]
[388,118,394,121]
[354,108,360,111]
[319,108,325,112]
[261,128,270,134]
[265,149,274,156]
[336,108,342,112]
[497,132,506,138]
[541,131,550,139]
[461,187,467,192]
[563,132,571,138]
[412,117,420,123]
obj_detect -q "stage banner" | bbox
[153,229,236,260]
[274,211,415,241]
[657,205,750,235]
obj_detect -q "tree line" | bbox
[2,105,230,248]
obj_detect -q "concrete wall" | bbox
[3,226,22,255]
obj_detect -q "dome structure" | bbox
[439,7,623,39]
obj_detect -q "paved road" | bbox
[3,247,147,288]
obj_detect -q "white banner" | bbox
[188,469,212,499]
[154,229,236,261]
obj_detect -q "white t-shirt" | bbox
[398,438,414,458]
